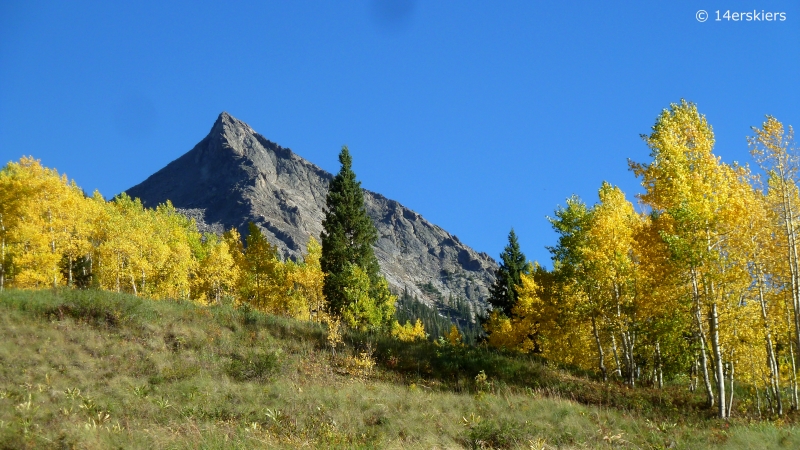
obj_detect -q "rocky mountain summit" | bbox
[126,112,497,311]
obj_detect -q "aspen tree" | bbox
[285,237,326,321]
[392,318,427,342]
[585,182,641,384]
[240,222,284,311]
[0,158,85,288]
[195,233,239,305]
[0,161,24,289]
[749,117,800,410]
[630,100,740,417]
[548,196,611,379]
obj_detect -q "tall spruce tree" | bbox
[488,229,529,316]
[321,146,394,328]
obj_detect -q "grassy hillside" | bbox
[1,289,799,449]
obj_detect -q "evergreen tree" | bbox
[321,146,394,327]
[487,229,529,316]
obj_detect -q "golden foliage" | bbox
[444,324,463,347]
[392,318,426,342]
[0,157,328,323]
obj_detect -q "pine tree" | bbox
[321,146,394,327]
[487,229,529,316]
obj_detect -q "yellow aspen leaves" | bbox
[0,158,329,325]
[444,324,463,346]
[392,318,426,342]
[0,157,87,288]
[194,233,239,305]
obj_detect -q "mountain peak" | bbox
[207,112,258,152]
[126,113,497,309]
[214,111,245,128]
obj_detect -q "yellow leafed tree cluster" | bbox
[484,101,800,419]
[392,318,426,342]
[0,157,325,322]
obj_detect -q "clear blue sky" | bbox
[1,1,798,267]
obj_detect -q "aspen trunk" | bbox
[777,171,800,373]
[1,233,5,292]
[47,206,60,288]
[791,341,799,411]
[710,302,727,418]
[622,330,636,386]
[620,333,635,384]
[756,383,762,418]
[727,359,735,417]
[692,268,715,408]
[786,302,799,410]
[655,341,664,389]
[591,315,607,382]
[611,334,622,378]
[757,270,783,415]
[613,283,634,384]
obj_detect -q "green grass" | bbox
[1,288,799,449]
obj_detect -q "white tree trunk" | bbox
[692,268,715,408]
[710,302,727,419]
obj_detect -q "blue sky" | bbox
[1,1,798,267]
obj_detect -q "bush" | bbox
[225,349,282,381]
[463,419,524,449]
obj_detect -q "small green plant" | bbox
[325,315,344,356]
[528,437,548,450]
[132,384,149,398]
[154,396,172,410]
[85,412,112,430]
[462,412,482,428]
[342,343,376,377]
[475,370,492,393]
[15,393,36,413]
[79,396,101,416]
[18,417,34,436]
[64,387,81,400]
[265,408,283,423]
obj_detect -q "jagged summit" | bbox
[209,112,259,155]
[126,112,497,309]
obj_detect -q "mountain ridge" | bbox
[126,112,497,311]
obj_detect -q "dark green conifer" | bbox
[487,229,529,316]
[320,146,387,321]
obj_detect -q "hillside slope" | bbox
[2,289,799,449]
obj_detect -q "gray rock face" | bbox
[126,112,497,311]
